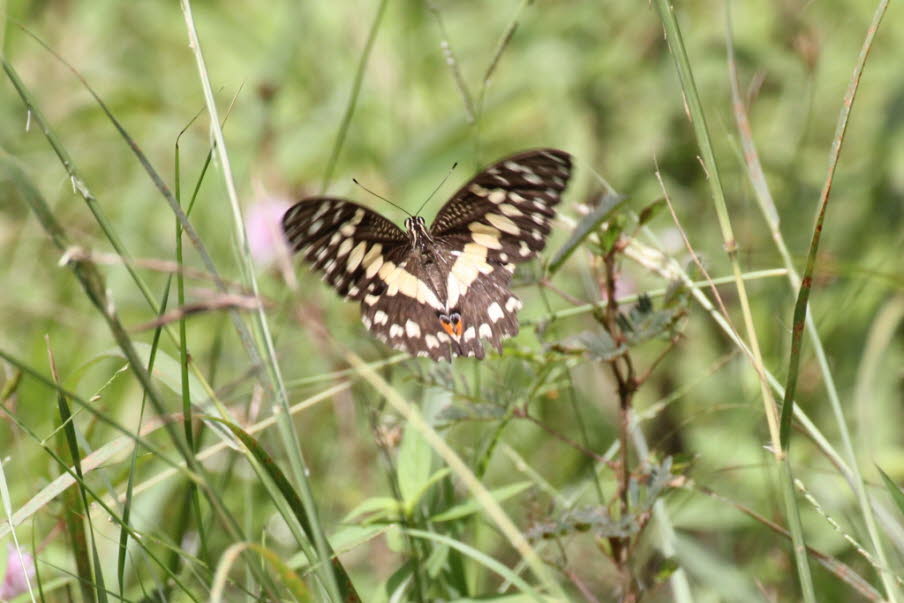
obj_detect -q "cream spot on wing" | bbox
[374,310,389,325]
[532,229,543,241]
[463,326,476,342]
[446,273,461,309]
[416,280,443,310]
[339,223,356,236]
[348,285,360,297]
[504,161,524,172]
[416,350,429,358]
[479,323,492,338]
[315,246,329,261]
[361,315,372,328]
[307,219,324,235]
[498,203,523,217]
[510,192,526,203]
[488,302,504,323]
[396,271,419,299]
[472,232,502,249]
[469,221,502,236]
[485,213,520,235]
[364,254,384,278]
[469,183,490,197]
[364,294,380,306]
[531,214,546,225]
[378,261,396,280]
[524,172,543,185]
[329,232,342,246]
[425,334,439,349]
[488,189,507,204]
[405,319,421,338]
[346,241,367,272]
[389,324,404,338]
[337,238,353,258]
[437,332,450,343]
[519,240,532,257]
[312,202,331,221]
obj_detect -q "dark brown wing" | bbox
[429,148,572,264]
[281,198,408,300]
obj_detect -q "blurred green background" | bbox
[1,0,902,600]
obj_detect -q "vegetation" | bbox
[1,1,902,601]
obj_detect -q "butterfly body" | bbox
[282,149,572,361]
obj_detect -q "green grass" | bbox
[1,1,903,601]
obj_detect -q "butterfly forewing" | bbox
[281,148,573,361]
[281,199,408,300]
[430,149,572,264]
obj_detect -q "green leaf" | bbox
[877,466,904,517]
[397,421,435,503]
[547,191,627,274]
[403,468,452,516]
[344,496,404,523]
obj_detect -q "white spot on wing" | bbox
[307,219,324,235]
[463,326,476,342]
[374,310,389,325]
[505,296,521,312]
[405,319,421,338]
[479,323,492,339]
[425,335,439,349]
[364,294,380,306]
[389,324,404,338]
[488,302,504,323]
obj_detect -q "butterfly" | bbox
[281,148,572,361]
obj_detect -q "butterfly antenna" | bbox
[414,161,458,216]
[352,178,413,217]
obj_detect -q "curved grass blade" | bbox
[210,417,361,603]
[547,191,626,275]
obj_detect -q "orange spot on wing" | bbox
[441,321,456,337]
[453,321,463,337]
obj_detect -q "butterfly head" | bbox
[404,215,432,249]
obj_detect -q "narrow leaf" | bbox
[547,191,627,274]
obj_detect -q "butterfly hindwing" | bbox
[430,148,572,264]
[281,198,408,300]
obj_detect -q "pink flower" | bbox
[245,196,292,266]
[1,544,35,600]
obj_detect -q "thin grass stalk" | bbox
[1,54,229,424]
[724,2,898,600]
[2,159,280,599]
[321,0,391,191]
[346,351,568,600]
[3,33,260,367]
[178,2,343,598]
[650,1,814,597]
[0,402,200,601]
[48,341,108,603]
[651,0,780,457]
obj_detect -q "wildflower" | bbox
[1,544,35,600]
